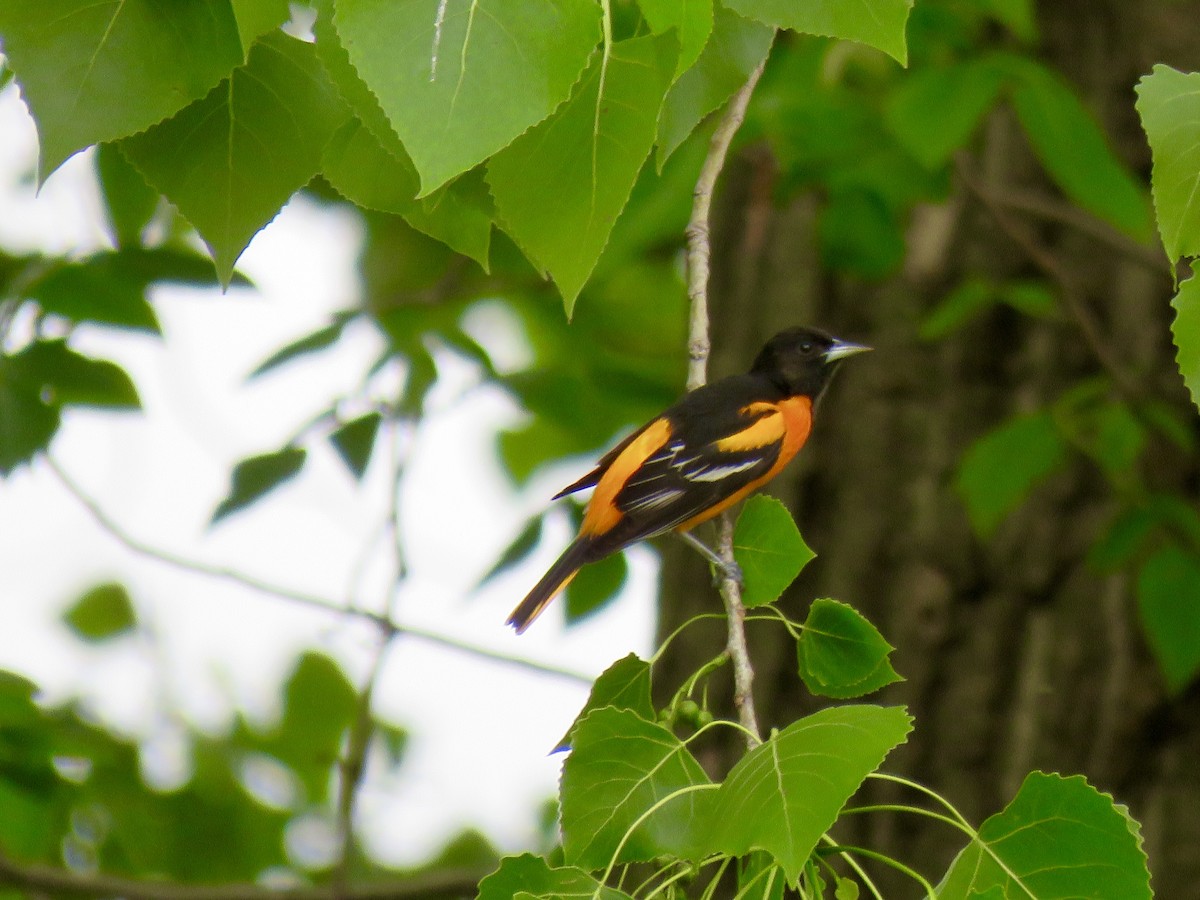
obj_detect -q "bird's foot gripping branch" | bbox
[483,496,1153,900]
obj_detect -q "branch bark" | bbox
[684,57,772,749]
[0,851,482,900]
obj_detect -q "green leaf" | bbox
[637,0,714,78]
[818,188,905,278]
[212,446,307,524]
[488,35,678,314]
[955,411,1068,537]
[0,356,60,474]
[321,117,421,216]
[938,772,1151,900]
[477,854,633,900]
[63,582,136,641]
[739,852,786,900]
[329,413,382,480]
[732,495,815,607]
[27,248,225,333]
[723,0,913,64]
[1170,273,1200,409]
[250,315,354,379]
[120,32,350,284]
[975,0,1037,41]
[11,340,140,409]
[1136,544,1200,693]
[564,552,628,623]
[656,5,774,167]
[0,0,243,177]
[556,653,654,752]
[885,59,1004,169]
[95,144,158,247]
[706,705,913,886]
[560,707,715,869]
[478,515,545,588]
[1135,65,1200,264]
[249,652,357,803]
[334,0,600,194]
[230,0,291,51]
[798,599,901,699]
[1009,59,1152,241]
[920,278,1057,339]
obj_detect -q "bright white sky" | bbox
[0,82,656,867]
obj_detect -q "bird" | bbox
[506,326,870,633]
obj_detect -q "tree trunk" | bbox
[656,2,1200,893]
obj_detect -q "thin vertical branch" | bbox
[683,56,772,749]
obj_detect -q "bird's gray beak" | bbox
[824,339,872,362]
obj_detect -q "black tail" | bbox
[507,538,594,634]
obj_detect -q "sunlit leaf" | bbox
[120,32,350,283]
[733,495,814,607]
[657,6,774,167]
[488,35,678,313]
[1135,65,1200,264]
[1170,274,1200,409]
[561,707,715,869]
[556,653,654,752]
[706,705,913,885]
[477,854,633,900]
[938,772,1151,899]
[798,598,901,699]
[0,0,242,176]
[723,0,913,64]
[334,0,600,193]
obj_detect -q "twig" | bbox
[683,59,772,748]
[685,55,771,392]
[0,850,482,900]
[43,455,593,685]
[332,634,393,899]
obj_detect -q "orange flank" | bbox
[580,417,673,537]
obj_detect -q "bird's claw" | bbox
[714,559,743,588]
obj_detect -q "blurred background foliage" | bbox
[1,0,1199,895]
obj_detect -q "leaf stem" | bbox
[816,844,935,900]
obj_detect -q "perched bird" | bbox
[507,326,870,633]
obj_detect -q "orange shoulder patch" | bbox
[715,402,786,453]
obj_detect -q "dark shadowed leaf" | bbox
[478,515,545,588]
[955,411,1068,537]
[211,447,307,524]
[564,552,628,623]
[1136,544,1200,693]
[95,144,158,247]
[329,412,382,480]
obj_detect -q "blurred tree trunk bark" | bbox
[656,2,1200,894]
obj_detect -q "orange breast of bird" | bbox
[674,394,813,532]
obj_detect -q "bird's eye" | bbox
[799,341,814,354]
